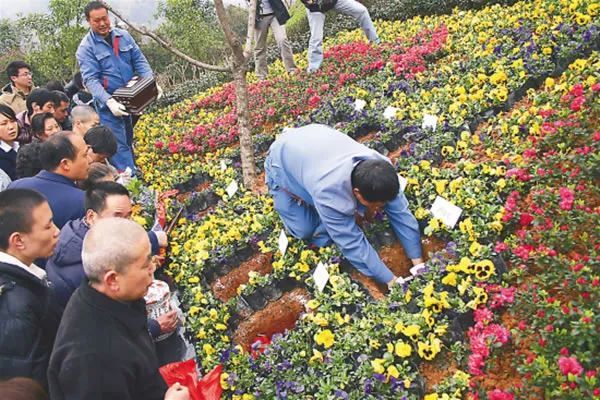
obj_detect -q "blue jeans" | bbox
[97,102,135,172]
[306,0,379,72]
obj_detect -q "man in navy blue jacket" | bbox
[46,181,175,340]
[0,189,61,388]
[9,132,90,229]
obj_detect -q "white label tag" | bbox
[430,196,463,228]
[354,99,367,111]
[398,174,408,192]
[220,160,227,171]
[422,114,438,131]
[383,106,399,120]
[278,229,289,257]
[226,180,238,198]
[313,262,330,292]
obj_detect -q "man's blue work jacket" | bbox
[266,124,422,283]
[76,28,153,107]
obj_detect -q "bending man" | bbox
[265,124,422,287]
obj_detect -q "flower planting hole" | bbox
[210,252,273,302]
[233,288,310,351]
[351,236,448,299]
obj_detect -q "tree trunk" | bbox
[233,66,257,188]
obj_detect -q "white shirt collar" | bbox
[0,251,47,280]
[0,140,19,153]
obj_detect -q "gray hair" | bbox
[71,105,98,122]
[82,218,148,283]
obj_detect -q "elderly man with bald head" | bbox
[47,218,189,400]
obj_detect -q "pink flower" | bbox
[558,356,584,377]
[558,187,574,210]
[570,96,585,111]
[488,389,514,400]
[570,83,584,97]
[474,308,493,325]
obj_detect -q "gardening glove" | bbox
[106,97,130,117]
[157,84,164,100]
[409,263,427,276]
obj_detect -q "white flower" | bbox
[383,106,399,119]
[354,98,367,111]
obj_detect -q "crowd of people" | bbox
[0,1,396,399]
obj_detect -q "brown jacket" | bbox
[0,84,29,114]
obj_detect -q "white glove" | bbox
[409,263,427,276]
[155,230,168,248]
[106,97,129,117]
[157,84,164,100]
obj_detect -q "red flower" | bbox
[519,213,534,226]
[570,83,584,97]
[560,347,570,356]
[488,389,514,400]
[307,95,321,108]
[570,96,585,111]
[558,356,584,376]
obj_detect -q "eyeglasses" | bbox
[18,72,33,77]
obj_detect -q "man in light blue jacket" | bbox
[76,1,155,173]
[265,124,423,287]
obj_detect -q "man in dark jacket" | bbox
[300,0,379,72]
[46,181,174,340]
[253,0,297,79]
[9,132,90,230]
[0,189,61,388]
[48,218,174,399]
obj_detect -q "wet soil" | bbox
[210,253,273,302]
[233,288,311,351]
[350,236,448,299]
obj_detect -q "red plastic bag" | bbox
[160,359,223,400]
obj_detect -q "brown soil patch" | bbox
[233,288,310,351]
[211,253,273,302]
[357,131,379,144]
[194,180,212,192]
[349,236,448,299]
[420,354,457,393]
[253,171,267,194]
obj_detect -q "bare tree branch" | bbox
[102,2,230,73]
[243,0,258,61]
[213,0,245,64]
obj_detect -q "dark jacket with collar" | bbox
[48,283,168,400]
[8,170,85,229]
[16,110,33,144]
[256,0,291,25]
[301,0,337,12]
[0,142,17,180]
[46,218,161,338]
[0,261,62,388]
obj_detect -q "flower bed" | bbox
[133,0,599,398]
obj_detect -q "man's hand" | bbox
[164,383,190,400]
[106,98,129,117]
[155,231,168,248]
[157,84,164,100]
[157,310,178,334]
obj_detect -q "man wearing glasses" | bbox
[0,61,35,115]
